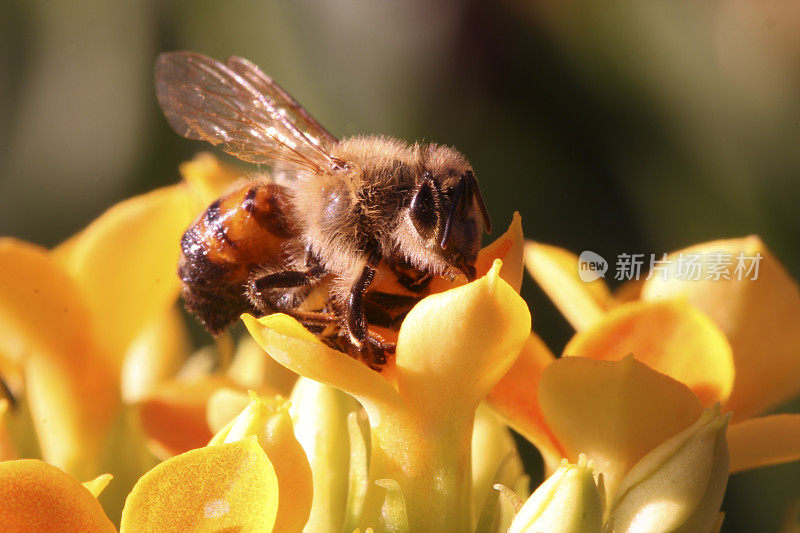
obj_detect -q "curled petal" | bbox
[82,473,113,498]
[539,356,702,497]
[121,438,278,532]
[487,334,562,471]
[564,299,735,406]
[56,185,194,367]
[642,236,800,419]
[728,414,800,473]
[242,313,400,414]
[0,459,114,532]
[395,260,531,416]
[525,241,613,331]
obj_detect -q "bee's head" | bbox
[394,146,491,281]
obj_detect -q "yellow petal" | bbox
[0,459,115,532]
[642,236,800,419]
[395,260,530,416]
[509,455,603,533]
[0,399,16,460]
[121,305,190,404]
[487,334,563,471]
[564,299,734,407]
[0,238,92,364]
[120,437,278,532]
[472,404,527,525]
[57,185,194,368]
[82,473,113,498]
[609,406,730,532]
[211,395,313,533]
[207,388,251,434]
[290,377,365,533]
[138,376,235,458]
[538,356,703,498]
[227,335,299,396]
[728,414,800,473]
[179,152,245,210]
[525,241,613,331]
[242,313,400,414]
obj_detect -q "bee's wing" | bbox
[156,51,340,173]
[225,56,338,148]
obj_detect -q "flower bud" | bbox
[607,405,730,533]
[509,454,603,533]
[210,393,312,533]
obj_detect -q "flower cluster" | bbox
[0,154,798,531]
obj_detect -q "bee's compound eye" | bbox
[409,180,439,240]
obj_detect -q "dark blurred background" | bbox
[1,1,798,530]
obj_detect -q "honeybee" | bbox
[156,52,491,366]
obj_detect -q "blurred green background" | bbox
[1,1,798,530]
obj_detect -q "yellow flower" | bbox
[524,238,800,473]
[0,459,115,531]
[495,355,730,530]
[0,182,193,479]
[244,251,531,531]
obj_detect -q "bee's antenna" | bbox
[466,170,492,234]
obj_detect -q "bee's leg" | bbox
[346,252,381,351]
[246,265,327,312]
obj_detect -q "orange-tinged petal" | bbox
[0,459,115,532]
[82,473,113,498]
[0,399,16,460]
[525,241,613,331]
[728,414,800,473]
[474,212,524,292]
[642,236,800,419]
[428,213,525,295]
[0,240,117,475]
[538,356,703,497]
[563,299,734,407]
[487,334,562,471]
[179,152,245,210]
[242,313,400,414]
[121,305,190,404]
[120,437,278,532]
[395,260,531,416]
[138,376,236,458]
[57,185,194,368]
